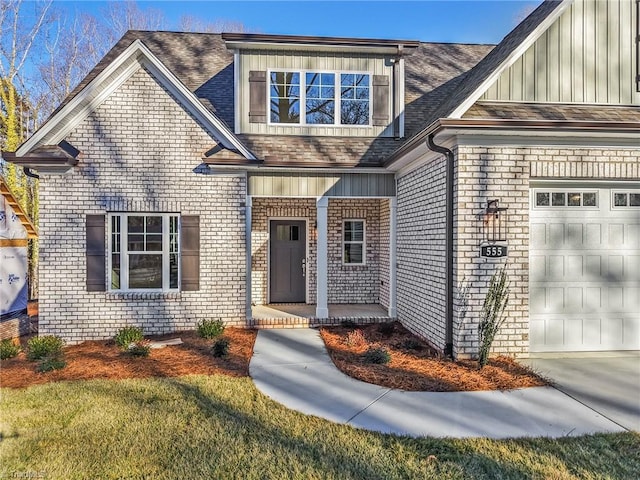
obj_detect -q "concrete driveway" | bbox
[521,353,640,432]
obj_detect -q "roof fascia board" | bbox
[448,0,574,119]
[16,39,256,161]
[200,164,392,174]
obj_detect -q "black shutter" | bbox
[372,75,390,126]
[86,215,106,292]
[249,71,267,123]
[181,215,200,291]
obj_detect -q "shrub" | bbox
[377,322,395,336]
[0,339,21,360]
[402,338,423,351]
[197,319,225,339]
[345,329,367,347]
[114,326,144,350]
[363,346,391,365]
[211,338,230,357]
[127,340,151,357]
[478,267,510,368]
[37,356,66,373]
[27,335,64,361]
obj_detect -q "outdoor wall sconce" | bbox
[483,199,508,243]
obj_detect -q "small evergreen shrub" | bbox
[345,329,367,347]
[377,322,395,336]
[402,338,423,351]
[37,356,67,373]
[0,339,21,360]
[114,326,144,350]
[211,338,230,357]
[27,335,64,361]
[363,346,391,365]
[478,267,510,368]
[197,319,225,339]
[127,340,151,357]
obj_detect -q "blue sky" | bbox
[56,0,544,44]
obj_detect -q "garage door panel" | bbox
[530,186,639,352]
[586,223,602,245]
[530,255,546,281]
[585,287,602,310]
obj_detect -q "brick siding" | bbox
[38,66,247,343]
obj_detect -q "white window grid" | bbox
[611,190,640,208]
[267,69,372,127]
[108,213,180,292]
[342,219,366,266]
[532,189,599,209]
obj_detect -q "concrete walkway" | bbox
[249,329,626,439]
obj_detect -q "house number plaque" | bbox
[481,245,508,258]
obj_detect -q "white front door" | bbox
[529,185,640,352]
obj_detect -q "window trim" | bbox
[108,213,180,293]
[267,68,372,127]
[532,189,599,209]
[342,219,366,266]
[611,190,640,209]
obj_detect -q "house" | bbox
[0,178,37,338]
[3,0,638,357]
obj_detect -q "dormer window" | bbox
[269,70,371,126]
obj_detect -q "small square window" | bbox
[614,193,628,207]
[552,192,566,206]
[582,192,597,207]
[536,192,550,207]
[568,193,581,206]
[630,194,640,207]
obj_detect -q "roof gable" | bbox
[482,0,640,105]
[16,39,255,160]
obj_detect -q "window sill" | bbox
[106,291,182,301]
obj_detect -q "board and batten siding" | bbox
[482,0,640,105]
[238,50,394,136]
[248,172,396,197]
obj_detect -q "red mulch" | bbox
[0,328,256,389]
[320,323,548,392]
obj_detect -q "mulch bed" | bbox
[0,328,256,389]
[320,322,548,392]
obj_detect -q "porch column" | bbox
[245,195,252,319]
[388,197,397,318]
[316,196,329,318]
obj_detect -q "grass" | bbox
[1,376,639,479]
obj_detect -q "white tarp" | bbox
[1,196,29,315]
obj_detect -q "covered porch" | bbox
[245,171,397,325]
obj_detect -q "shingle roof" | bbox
[44,31,493,166]
[464,102,640,123]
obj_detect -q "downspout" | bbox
[23,167,39,179]
[426,133,454,359]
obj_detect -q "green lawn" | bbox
[1,375,638,479]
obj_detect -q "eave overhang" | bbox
[222,32,420,55]
[2,144,79,174]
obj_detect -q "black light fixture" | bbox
[483,199,508,243]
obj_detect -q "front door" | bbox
[270,220,306,303]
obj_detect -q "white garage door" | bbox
[530,185,640,352]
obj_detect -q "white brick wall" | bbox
[251,197,386,305]
[396,159,448,349]
[397,144,639,358]
[38,67,247,343]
